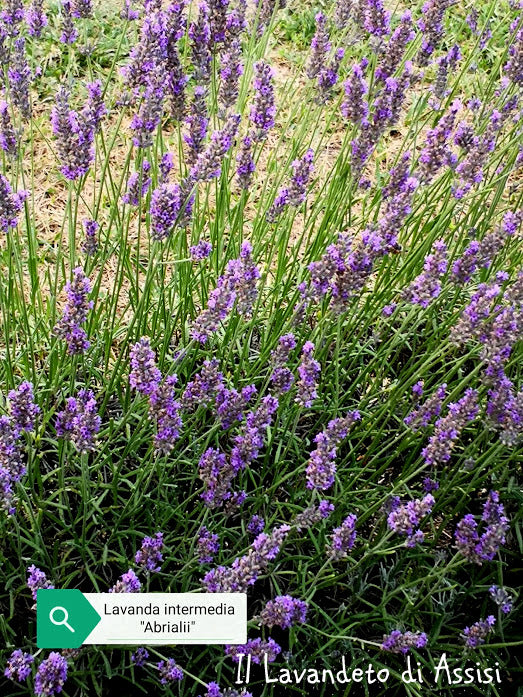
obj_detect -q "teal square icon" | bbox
[37,589,101,648]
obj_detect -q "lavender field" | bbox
[0,0,522,694]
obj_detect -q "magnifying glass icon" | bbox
[49,606,75,633]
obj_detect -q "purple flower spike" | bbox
[189,2,212,84]
[53,267,93,354]
[185,86,209,165]
[197,526,220,563]
[130,337,162,396]
[416,0,453,66]
[306,412,361,490]
[135,531,165,572]
[190,114,241,182]
[122,160,152,206]
[250,61,275,141]
[381,630,428,654]
[489,585,513,614]
[131,647,149,667]
[462,616,496,648]
[190,240,213,260]
[109,569,141,593]
[341,62,369,124]
[259,595,308,628]
[328,513,357,559]
[60,0,78,44]
[376,11,415,82]
[34,652,68,697]
[402,240,448,308]
[0,101,18,156]
[295,341,320,408]
[307,12,331,81]
[55,389,101,453]
[225,637,281,664]
[218,40,243,116]
[236,135,255,190]
[0,175,27,233]
[387,494,434,547]
[422,389,478,466]
[8,382,40,433]
[82,219,99,256]
[455,491,509,564]
[27,565,54,601]
[364,0,391,37]
[157,658,183,683]
[4,649,34,682]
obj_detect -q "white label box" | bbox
[84,593,247,645]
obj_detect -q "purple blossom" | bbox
[455,491,509,564]
[0,175,28,233]
[4,650,34,682]
[422,477,439,493]
[0,101,18,156]
[462,616,496,648]
[375,11,415,82]
[130,80,165,148]
[295,341,320,408]
[149,375,183,454]
[182,359,224,409]
[71,0,92,19]
[34,652,68,697]
[418,100,461,184]
[82,219,99,256]
[230,395,279,472]
[316,48,344,103]
[2,0,25,32]
[0,415,25,514]
[250,61,275,141]
[130,337,162,396]
[8,38,32,119]
[269,332,296,394]
[489,585,513,614]
[60,1,78,44]
[197,526,220,563]
[131,647,149,667]
[165,41,188,121]
[121,0,140,21]
[259,595,308,628]
[53,267,93,354]
[364,0,391,37]
[51,84,102,180]
[387,494,434,546]
[225,637,281,664]
[341,62,369,124]
[150,181,185,241]
[109,569,141,593]
[189,2,211,84]
[247,514,265,535]
[135,532,165,572]
[236,135,255,190]
[267,149,314,220]
[416,0,452,66]
[202,524,290,592]
[381,630,428,654]
[405,382,447,431]
[8,382,40,432]
[306,12,331,80]
[27,565,54,601]
[504,27,523,84]
[225,0,247,40]
[157,658,183,683]
[402,240,448,308]
[218,40,243,116]
[184,86,209,165]
[191,242,260,343]
[55,389,101,453]
[122,160,152,206]
[328,513,357,559]
[422,389,479,466]
[306,412,361,490]
[190,114,241,182]
[199,447,234,508]
[122,9,168,88]
[215,384,257,429]
[191,240,213,260]
[432,45,461,103]
[294,499,334,530]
